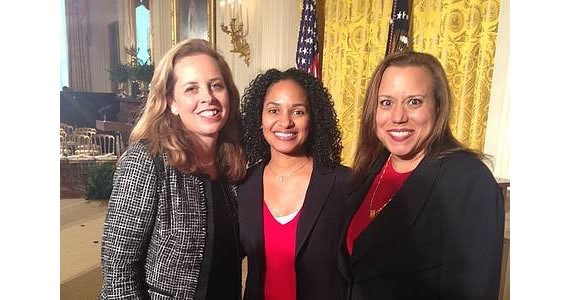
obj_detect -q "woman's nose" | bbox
[278,113,293,127]
[200,88,215,104]
[391,104,408,123]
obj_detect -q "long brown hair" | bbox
[352,51,480,184]
[129,39,246,182]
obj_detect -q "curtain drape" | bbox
[322,0,392,165]
[412,0,501,151]
[323,0,501,164]
[65,0,92,91]
[119,0,136,63]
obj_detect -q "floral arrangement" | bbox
[108,46,154,97]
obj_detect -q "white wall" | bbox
[484,0,510,179]
[215,0,301,94]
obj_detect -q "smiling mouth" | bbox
[388,130,413,140]
[198,109,220,118]
[274,131,297,140]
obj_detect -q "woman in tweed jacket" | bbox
[100,39,247,300]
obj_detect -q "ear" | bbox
[168,97,179,115]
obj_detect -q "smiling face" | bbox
[261,79,310,158]
[375,65,437,163]
[169,54,229,142]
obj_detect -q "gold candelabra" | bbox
[220,0,250,66]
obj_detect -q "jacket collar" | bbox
[342,152,442,266]
[239,161,336,258]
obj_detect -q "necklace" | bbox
[368,155,394,219]
[267,158,311,182]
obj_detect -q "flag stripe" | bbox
[296,0,320,79]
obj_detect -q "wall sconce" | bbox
[220,0,250,66]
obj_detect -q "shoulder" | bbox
[440,151,491,176]
[317,164,351,189]
[436,151,497,189]
[122,140,151,159]
[332,164,351,181]
[116,141,155,172]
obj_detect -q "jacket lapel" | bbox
[350,155,442,266]
[295,165,335,257]
[338,155,385,279]
[238,164,265,264]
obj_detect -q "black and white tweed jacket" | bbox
[100,141,240,299]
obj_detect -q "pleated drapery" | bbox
[65,0,92,91]
[322,0,501,164]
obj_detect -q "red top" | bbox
[263,201,300,300]
[346,159,411,255]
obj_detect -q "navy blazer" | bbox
[238,163,350,300]
[340,151,505,300]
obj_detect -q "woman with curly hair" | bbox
[100,39,246,299]
[238,68,350,300]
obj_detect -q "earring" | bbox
[171,107,178,115]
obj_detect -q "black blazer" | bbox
[238,163,350,300]
[340,151,504,300]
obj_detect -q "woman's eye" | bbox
[185,86,198,93]
[378,99,392,107]
[268,108,278,114]
[211,82,225,90]
[292,110,306,116]
[408,98,423,106]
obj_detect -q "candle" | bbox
[220,0,226,25]
[228,0,233,20]
[237,0,242,23]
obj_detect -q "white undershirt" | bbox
[273,209,301,225]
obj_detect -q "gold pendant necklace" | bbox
[369,155,395,219]
[267,158,311,182]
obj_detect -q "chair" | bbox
[60,123,74,136]
[92,134,117,161]
[66,134,100,159]
[74,127,97,137]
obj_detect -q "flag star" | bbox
[397,12,402,19]
[302,58,306,64]
[402,11,407,19]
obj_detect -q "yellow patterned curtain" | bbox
[322,0,392,165]
[323,0,501,164]
[412,0,501,151]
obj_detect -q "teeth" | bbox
[275,132,296,138]
[199,110,218,117]
[389,131,411,138]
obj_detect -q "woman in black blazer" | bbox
[341,51,504,299]
[239,68,350,300]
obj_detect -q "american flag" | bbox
[385,0,412,56]
[296,0,320,79]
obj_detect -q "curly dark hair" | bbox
[241,68,342,168]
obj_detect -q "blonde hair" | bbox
[352,51,480,184]
[129,39,246,182]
